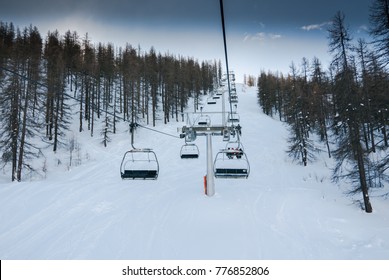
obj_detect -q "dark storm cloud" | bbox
[1,0,371,30]
[0,0,373,80]
[1,0,220,28]
[1,0,80,17]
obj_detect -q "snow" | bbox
[1,84,389,260]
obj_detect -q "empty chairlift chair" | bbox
[120,149,159,179]
[227,112,240,123]
[197,115,211,126]
[180,143,199,159]
[207,97,217,105]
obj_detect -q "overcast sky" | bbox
[0,0,372,81]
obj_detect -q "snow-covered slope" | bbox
[0,84,388,260]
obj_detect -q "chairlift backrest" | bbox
[225,135,244,149]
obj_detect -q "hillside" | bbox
[0,84,388,259]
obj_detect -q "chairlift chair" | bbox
[120,149,159,179]
[225,139,244,152]
[207,98,217,105]
[222,128,230,142]
[180,143,200,159]
[227,112,240,123]
[197,115,211,126]
[229,95,238,103]
[185,129,197,142]
[214,149,250,178]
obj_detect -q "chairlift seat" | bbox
[121,170,158,179]
[214,168,248,178]
[181,154,199,159]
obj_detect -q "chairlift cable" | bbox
[135,123,181,139]
[219,0,235,124]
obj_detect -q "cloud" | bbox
[243,32,282,42]
[357,25,369,33]
[255,21,266,29]
[270,34,282,40]
[301,21,331,31]
[244,32,265,42]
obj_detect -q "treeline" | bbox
[0,22,221,181]
[257,1,389,213]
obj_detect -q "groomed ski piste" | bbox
[0,83,389,260]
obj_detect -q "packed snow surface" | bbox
[0,84,388,260]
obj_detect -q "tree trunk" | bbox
[17,82,30,181]
[11,85,19,182]
[353,123,373,213]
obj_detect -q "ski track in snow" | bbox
[1,84,389,259]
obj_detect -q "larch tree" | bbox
[369,0,389,185]
[0,25,44,181]
[44,31,70,152]
[370,0,389,66]
[328,11,373,213]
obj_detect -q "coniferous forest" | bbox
[256,3,389,213]
[0,23,221,182]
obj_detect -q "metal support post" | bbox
[222,87,226,125]
[206,133,215,196]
